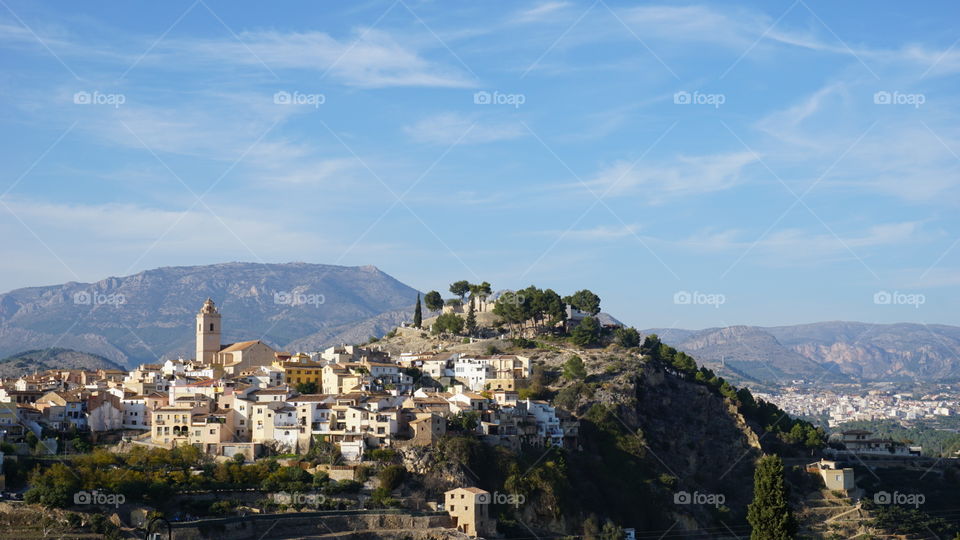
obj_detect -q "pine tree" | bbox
[413,294,423,329]
[465,297,477,336]
[747,454,796,540]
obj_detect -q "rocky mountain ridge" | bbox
[644,321,960,383]
[0,262,418,367]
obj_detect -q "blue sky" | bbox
[0,0,958,329]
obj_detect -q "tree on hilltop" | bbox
[469,281,493,311]
[465,297,477,336]
[449,280,470,301]
[564,289,601,315]
[614,327,640,348]
[432,313,464,336]
[424,291,443,312]
[570,316,601,347]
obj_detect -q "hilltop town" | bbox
[0,284,621,537]
[0,283,958,539]
[0,287,603,459]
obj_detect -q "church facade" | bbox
[195,299,278,375]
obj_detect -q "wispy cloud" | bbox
[403,113,524,145]
[0,19,475,88]
[583,151,759,201]
[539,223,642,241]
[679,221,924,261]
[756,82,960,203]
[514,2,573,24]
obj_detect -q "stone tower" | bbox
[195,298,221,365]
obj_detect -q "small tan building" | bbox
[445,487,495,538]
[807,459,855,491]
[406,412,446,446]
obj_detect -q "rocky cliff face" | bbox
[0,262,418,367]
[403,347,768,536]
[580,357,762,528]
[645,322,960,382]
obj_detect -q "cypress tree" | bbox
[465,297,477,336]
[747,454,796,540]
[413,294,423,329]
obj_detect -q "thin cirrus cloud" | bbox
[679,221,924,259]
[0,18,475,89]
[64,96,364,188]
[514,2,574,24]
[582,151,759,201]
[551,223,642,241]
[619,4,960,75]
[755,81,960,204]
[152,28,476,89]
[403,113,526,145]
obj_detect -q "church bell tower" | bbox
[196,298,222,365]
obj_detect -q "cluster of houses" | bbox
[829,429,923,457]
[0,300,578,463]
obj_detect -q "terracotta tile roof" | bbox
[219,340,263,353]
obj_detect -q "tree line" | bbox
[412,280,608,341]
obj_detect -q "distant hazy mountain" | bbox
[0,262,418,368]
[642,322,960,383]
[0,348,125,378]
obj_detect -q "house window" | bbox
[210,323,214,331]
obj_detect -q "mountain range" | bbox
[0,262,418,368]
[643,322,960,383]
[1,262,958,382]
[0,348,124,378]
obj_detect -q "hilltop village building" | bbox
[0,299,577,461]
